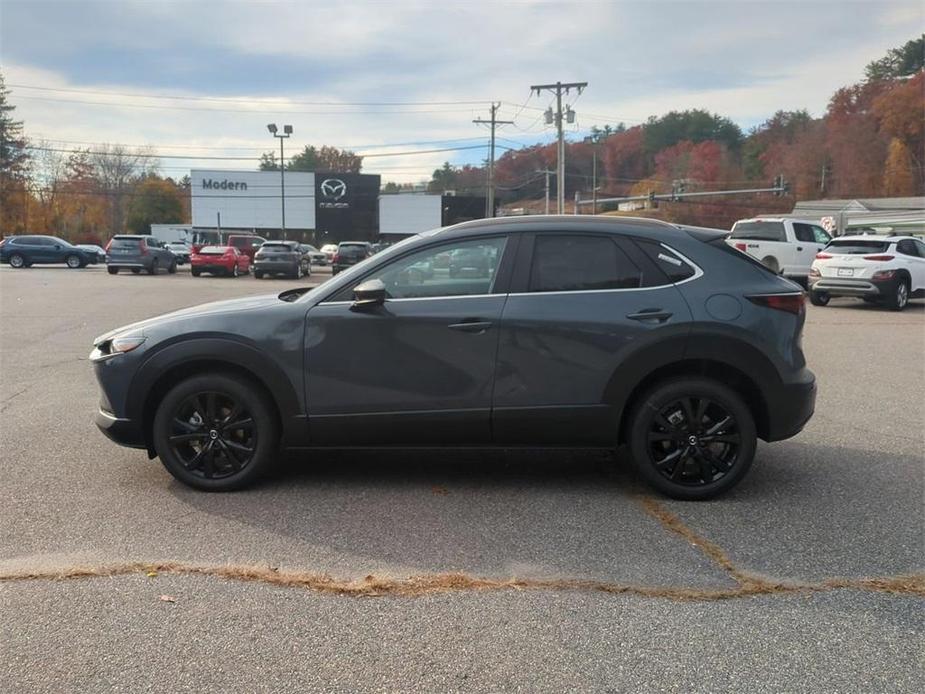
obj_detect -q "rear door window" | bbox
[793,223,816,243]
[730,222,786,242]
[529,234,641,292]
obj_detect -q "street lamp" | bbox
[267,123,293,239]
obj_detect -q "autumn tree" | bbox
[126,177,184,233]
[91,144,156,233]
[883,138,917,196]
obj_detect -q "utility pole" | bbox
[583,134,602,214]
[536,169,555,214]
[530,81,587,213]
[473,103,513,218]
[267,123,293,240]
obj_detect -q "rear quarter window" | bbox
[730,221,786,242]
[633,240,697,283]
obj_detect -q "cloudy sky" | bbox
[1,0,921,183]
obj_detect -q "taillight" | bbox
[734,242,747,252]
[815,252,832,259]
[139,240,148,256]
[809,267,821,277]
[747,293,805,315]
[333,253,340,263]
[104,239,112,252]
[863,254,894,261]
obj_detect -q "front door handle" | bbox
[626,309,673,323]
[796,246,803,251]
[448,320,493,333]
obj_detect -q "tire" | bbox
[8,253,26,268]
[626,377,757,500]
[191,268,201,277]
[254,270,263,279]
[294,263,303,279]
[168,260,178,274]
[131,268,141,275]
[65,254,82,269]
[107,267,119,275]
[148,260,158,276]
[152,372,279,492]
[886,277,910,311]
[231,264,239,277]
[809,290,830,306]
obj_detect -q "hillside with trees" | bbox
[1,35,921,239]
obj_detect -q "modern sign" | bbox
[191,169,316,230]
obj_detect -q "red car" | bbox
[190,245,251,277]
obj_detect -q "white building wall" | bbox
[379,195,443,235]
[191,169,315,230]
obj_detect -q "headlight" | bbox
[111,335,146,354]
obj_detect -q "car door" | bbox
[792,223,828,274]
[305,234,516,445]
[896,239,925,291]
[492,231,693,445]
[27,236,54,263]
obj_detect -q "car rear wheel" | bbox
[148,259,158,275]
[152,373,279,491]
[809,290,830,306]
[65,254,82,269]
[231,264,239,277]
[8,253,26,268]
[627,378,757,500]
[886,278,909,311]
[760,256,780,274]
[108,267,119,275]
[168,260,178,274]
[131,268,141,274]
[254,270,263,279]
[191,268,201,277]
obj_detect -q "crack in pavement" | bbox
[0,496,922,602]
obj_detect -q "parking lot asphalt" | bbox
[1,265,923,693]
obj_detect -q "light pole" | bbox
[267,123,292,239]
[583,134,602,215]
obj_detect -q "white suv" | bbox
[728,217,832,284]
[808,235,925,310]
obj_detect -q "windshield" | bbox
[825,240,891,254]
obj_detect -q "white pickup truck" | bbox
[727,217,832,284]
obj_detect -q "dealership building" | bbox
[190,169,381,245]
[189,169,487,245]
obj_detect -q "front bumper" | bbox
[95,408,146,449]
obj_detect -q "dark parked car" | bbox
[449,246,493,278]
[77,244,107,264]
[332,241,372,275]
[1,235,94,268]
[253,241,311,279]
[106,235,177,275]
[165,242,191,265]
[91,216,815,498]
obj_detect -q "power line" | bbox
[9,83,493,107]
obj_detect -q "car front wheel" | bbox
[152,373,279,491]
[65,254,82,268]
[627,377,757,500]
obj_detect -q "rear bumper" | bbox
[809,276,894,297]
[95,409,146,449]
[192,263,233,274]
[255,260,298,273]
[764,373,816,442]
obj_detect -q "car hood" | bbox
[93,293,283,344]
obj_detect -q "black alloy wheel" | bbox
[628,378,756,500]
[153,373,278,491]
[148,259,159,275]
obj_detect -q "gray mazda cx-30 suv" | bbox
[90,216,815,499]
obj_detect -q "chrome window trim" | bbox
[320,293,502,307]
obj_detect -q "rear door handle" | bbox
[626,309,673,323]
[448,320,493,333]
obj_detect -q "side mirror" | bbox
[351,278,386,311]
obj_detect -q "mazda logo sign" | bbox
[320,178,347,200]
